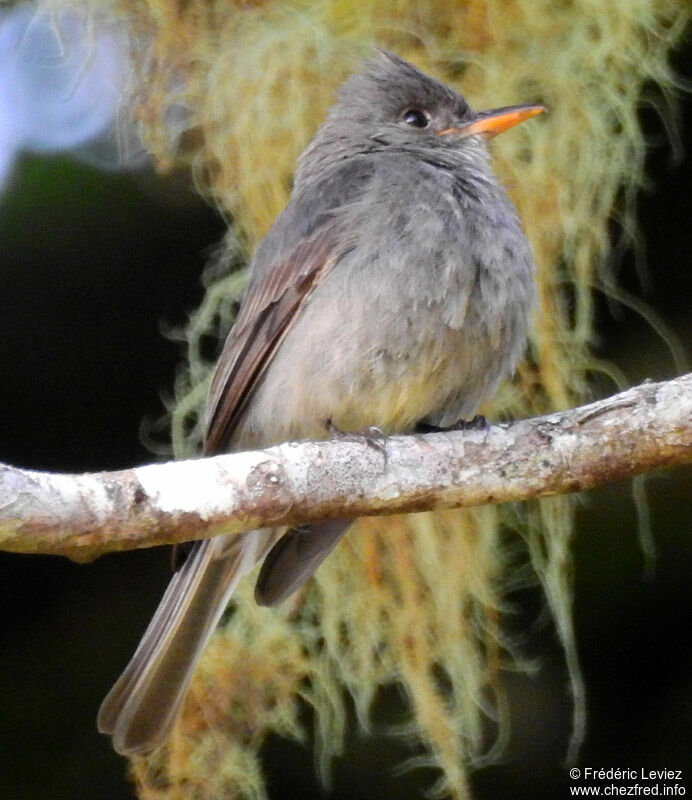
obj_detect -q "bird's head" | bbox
[297,50,545,179]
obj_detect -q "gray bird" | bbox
[98,50,543,755]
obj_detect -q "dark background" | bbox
[0,42,690,800]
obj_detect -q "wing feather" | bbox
[204,226,341,454]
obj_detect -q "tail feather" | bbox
[98,530,277,755]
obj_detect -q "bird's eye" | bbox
[401,108,431,129]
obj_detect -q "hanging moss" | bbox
[37,0,689,797]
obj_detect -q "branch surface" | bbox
[1,374,690,561]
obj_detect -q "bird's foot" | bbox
[416,414,489,434]
[326,419,388,459]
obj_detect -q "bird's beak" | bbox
[437,104,546,139]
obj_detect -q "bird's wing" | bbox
[204,222,343,453]
[204,157,377,454]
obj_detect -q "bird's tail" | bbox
[97,529,277,755]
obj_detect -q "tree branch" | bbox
[1,374,690,562]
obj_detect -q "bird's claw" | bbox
[326,419,388,459]
[416,414,489,433]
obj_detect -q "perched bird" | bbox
[98,50,544,755]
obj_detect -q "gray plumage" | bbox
[98,50,541,755]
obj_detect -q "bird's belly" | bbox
[231,298,518,451]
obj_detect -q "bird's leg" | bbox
[415,414,489,433]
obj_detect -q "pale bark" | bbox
[0,374,690,562]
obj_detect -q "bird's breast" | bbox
[232,164,535,449]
